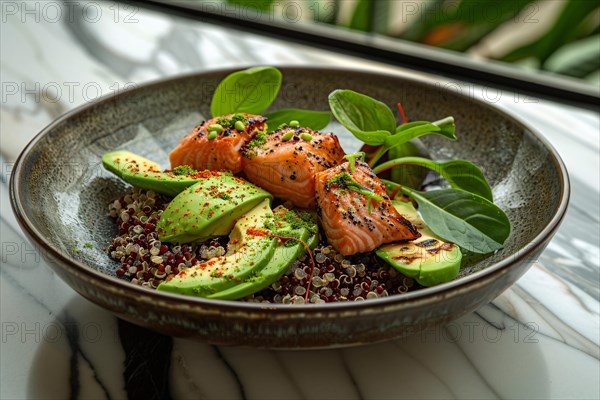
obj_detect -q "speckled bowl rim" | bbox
[10,66,570,314]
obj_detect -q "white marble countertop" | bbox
[1,2,598,399]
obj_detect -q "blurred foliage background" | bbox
[222,0,599,83]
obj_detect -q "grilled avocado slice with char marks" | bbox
[376,201,462,287]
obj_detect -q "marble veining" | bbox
[1,2,598,399]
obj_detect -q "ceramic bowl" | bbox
[10,67,569,349]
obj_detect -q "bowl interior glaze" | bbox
[10,67,568,348]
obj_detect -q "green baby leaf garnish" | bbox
[264,109,331,131]
[384,181,510,254]
[211,67,282,117]
[328,89,396,145]
[387,139,430,190]
[374,157,493,201]
[387,117,456,149]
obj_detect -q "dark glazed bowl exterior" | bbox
[10,67,569,349]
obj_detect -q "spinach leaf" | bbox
[387,139,430,190]
[436,159,493,201]
[386,117,456,149]
[211,67,282,117]
[384,181,510,254]
[375,157,493,201]
[328,89,396,145]
[264,109,331,131]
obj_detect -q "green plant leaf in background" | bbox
[328,89,396,145]
[499,0,599,66]
[400,0,533,51]
[224,0,598,83]
[349,0,374,32]
[309,0,338,24]
[226,0,274,12]
[211,66,282,117]
[264,109,331,131]
[547,34,600,78]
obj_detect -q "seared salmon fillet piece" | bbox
[169,113,267,173]
[242,127,346,209]
[315,161,420,256]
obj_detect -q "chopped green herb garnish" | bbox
[326,172,384,204]
[344,152,366,173]
[83,243,93,249]
[246,130,267,149]
[284,210,318,234]
[216,113,248,129]
[172,165,199,176]
[219,193,231,200]
[243,130,268,158]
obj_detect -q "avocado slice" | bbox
[376,201,462,287]
[157,199,277,297]
[102,150,208,197]
[156,175,272,243]
[207,206,319,300]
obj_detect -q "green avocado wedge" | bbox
[157,199,277,297]
[156,175,272,243]
[376,201,462,287]
[207,206,319,300]
[102,150,209,197]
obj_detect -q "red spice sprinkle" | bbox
[247,229,268,237]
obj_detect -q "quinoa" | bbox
[242,245,419,304]
[106,188,226,289]
[106,188,417,301]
